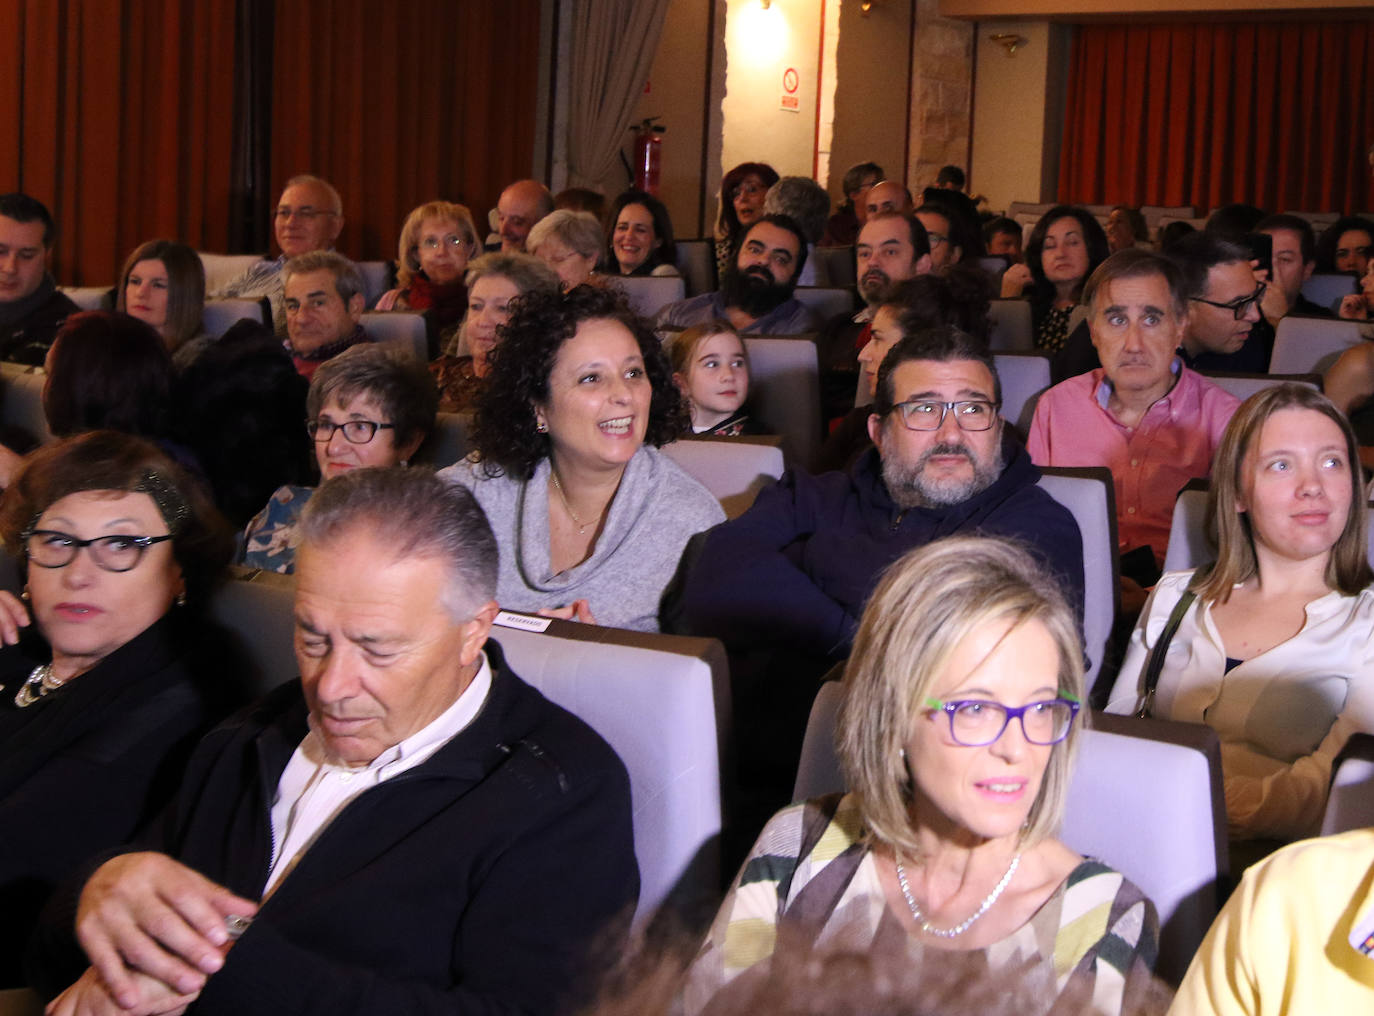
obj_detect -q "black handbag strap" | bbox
[1137,565,1212,718]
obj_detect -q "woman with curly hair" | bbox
[438,286,724,632]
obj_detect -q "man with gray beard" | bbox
[674,326,1084,663]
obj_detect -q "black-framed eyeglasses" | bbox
[925,231,949,248]
[420,234,468,251]
[22,530,173,573]
[891,399,998,432]
[305,419,395,444]
[925,695,1081,747]
[1190,283,1265,320]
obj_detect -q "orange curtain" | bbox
[1058,21,1374,214]
[270,0,542,262]
[0,0,237,285]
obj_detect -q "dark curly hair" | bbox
[469,286,687,480]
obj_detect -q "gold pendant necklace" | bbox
[550,470,606,536]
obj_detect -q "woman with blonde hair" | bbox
[686,536,1157,1015]
[375,200,480,339]
[1107,383,1374,843]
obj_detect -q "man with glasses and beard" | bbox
[656,214,821,336]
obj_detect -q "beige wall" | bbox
[942,0,1373,16]
[969,19,1070,212]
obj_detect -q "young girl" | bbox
[667,321,765,437]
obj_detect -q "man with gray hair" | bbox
[35,468,637,1016]
[282,250,371,379]
[763,177,831,285]
[215,174,347,333]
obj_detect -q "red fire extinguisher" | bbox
[632,116,666,195]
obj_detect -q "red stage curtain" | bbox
[0,0,237,285]
[1059,21,1374,214]
[271,0,542,262]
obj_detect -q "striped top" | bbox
[683,793,1159,1016]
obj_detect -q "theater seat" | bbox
[0,363,51,445]
[1268,316,1365,374]
[354,260,392,309]
[988,299,1032,352]
[1198,371,1319,403]
[202,298,266,337]
[427,411,472,470]
[792,286,855,323]
[612,275,686,319]
[993,352,1051,437]
[57,286,112,311]
[742,337,820,470]
[661,435,786,518]
[675,239,716,297]
[1300,272,1356,313]
[1321,733,1374,836]
[198,252,264,294]
[361,311,426,362]
[811,246,856,288]
[792,683,1225,984]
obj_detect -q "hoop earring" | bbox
[175,591,187,608]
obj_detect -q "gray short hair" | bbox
[297,468,498,621]
[526,209,604,260]
[283,251,364,305]
[284,174,343,215]
[763,177,832,245]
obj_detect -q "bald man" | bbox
[495,180,554,253]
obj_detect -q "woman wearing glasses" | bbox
[1107,385,1374,845]
[684,537,1157,1015]
[713,162,779,282]
[527,210,605,292]
[241,344,437,574]
[375,201,481,341]
[0,431,241,987]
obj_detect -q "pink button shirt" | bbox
[1027,365,1239,562]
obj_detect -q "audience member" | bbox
[441,285,723,631]
[818,268,994,474]
[1001,206,1110,354]
[1106,206,1148,252]
[675,326,1084,664]
[666,320,762,436]
[214,175,344,333]
[817,211,931,421]
[657,215,822,336]
[0,432,241,988]
[919,189,985,265]
[1027,250,1239,596]
[821,161,883,247]
[983,216,1023,261]
[1174,231,1273,372]
[30,467,638,1015]
[1106,384,1374,842]
[714,162,779,280]
[606,190,679,278]
[865,180,914,219]
[281,251,371,380]
[913,202,963,273]
[1316,214,1374,276]
[528,209,604,292]
[494,178,554,253]
[430,252,559,412]
[554,186,607,221]
[933,164,966,190]
[1204,203,1266,242]
[374,200,480,343]
[763,176,831,285]
[241,345,437,574]
[1171,828,1374,1012]
[0,193,78,366]
[1336,258,1374,323]
[114,240,209,369]
[173,319,313,528]
[1157,219,1197,253]
[683,538,1156,1016]
[1256,213,1331,318]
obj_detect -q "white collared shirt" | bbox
[263,653,493,896]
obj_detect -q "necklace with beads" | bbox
[895,852,1021,939]
[13,663,67,709]
[550,470,607,536]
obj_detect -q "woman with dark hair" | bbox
[713,162,779,281]
[42,311,175,441]
[606,190,679,278]
[1107,384,1374,843]
[439,285,723,631]
[241,344,438,574]
[1000,206,1110,354]
[1316,215,1374,277]
[115,239,208,369]
[0,431,243,986]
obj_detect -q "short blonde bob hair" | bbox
[526,209,604,261]
[395,200,480,291]
[837,536,1086,857]
[1196,382,1372,602]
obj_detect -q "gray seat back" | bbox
[1198,371,1320,403]
[1299,272,1356,313]
[612,275,686,319]
[57,286,112,311]
[993,352,1051,437]
[355,260,392,308]
[427,411,472,470]
[203,298,266,337]
[660,436,786,518]
[674,239,716,297]
[361,311,426,362]
[1269,316,1365,374]
[0,363,51,445]
[811,246,856,288]
[742,337,820,470]
[792,286,854,323]
[988,299,1033,352]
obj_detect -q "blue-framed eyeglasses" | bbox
[924,694,1081,747]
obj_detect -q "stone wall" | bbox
[907,0,973,193]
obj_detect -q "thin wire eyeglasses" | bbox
[420,234,468,251]
[305,419,396,444]
[22,530,173,573]
[924,695,1081,747]
[274,206,335,221]
[890,399,998,432]
[1190,283,1265,320]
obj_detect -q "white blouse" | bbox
[1106,569,1374,840]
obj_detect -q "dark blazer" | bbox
[0,612,246,987]
[33,641,638,1015]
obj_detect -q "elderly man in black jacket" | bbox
[35,468,637,1016]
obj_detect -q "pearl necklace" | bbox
[13,663,67,709]
[550,470,606,536]
[895,852,1020,939]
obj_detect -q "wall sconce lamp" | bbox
[860,0,876,13]
[990,33,1028,56]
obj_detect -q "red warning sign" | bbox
[782,68,799,93]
